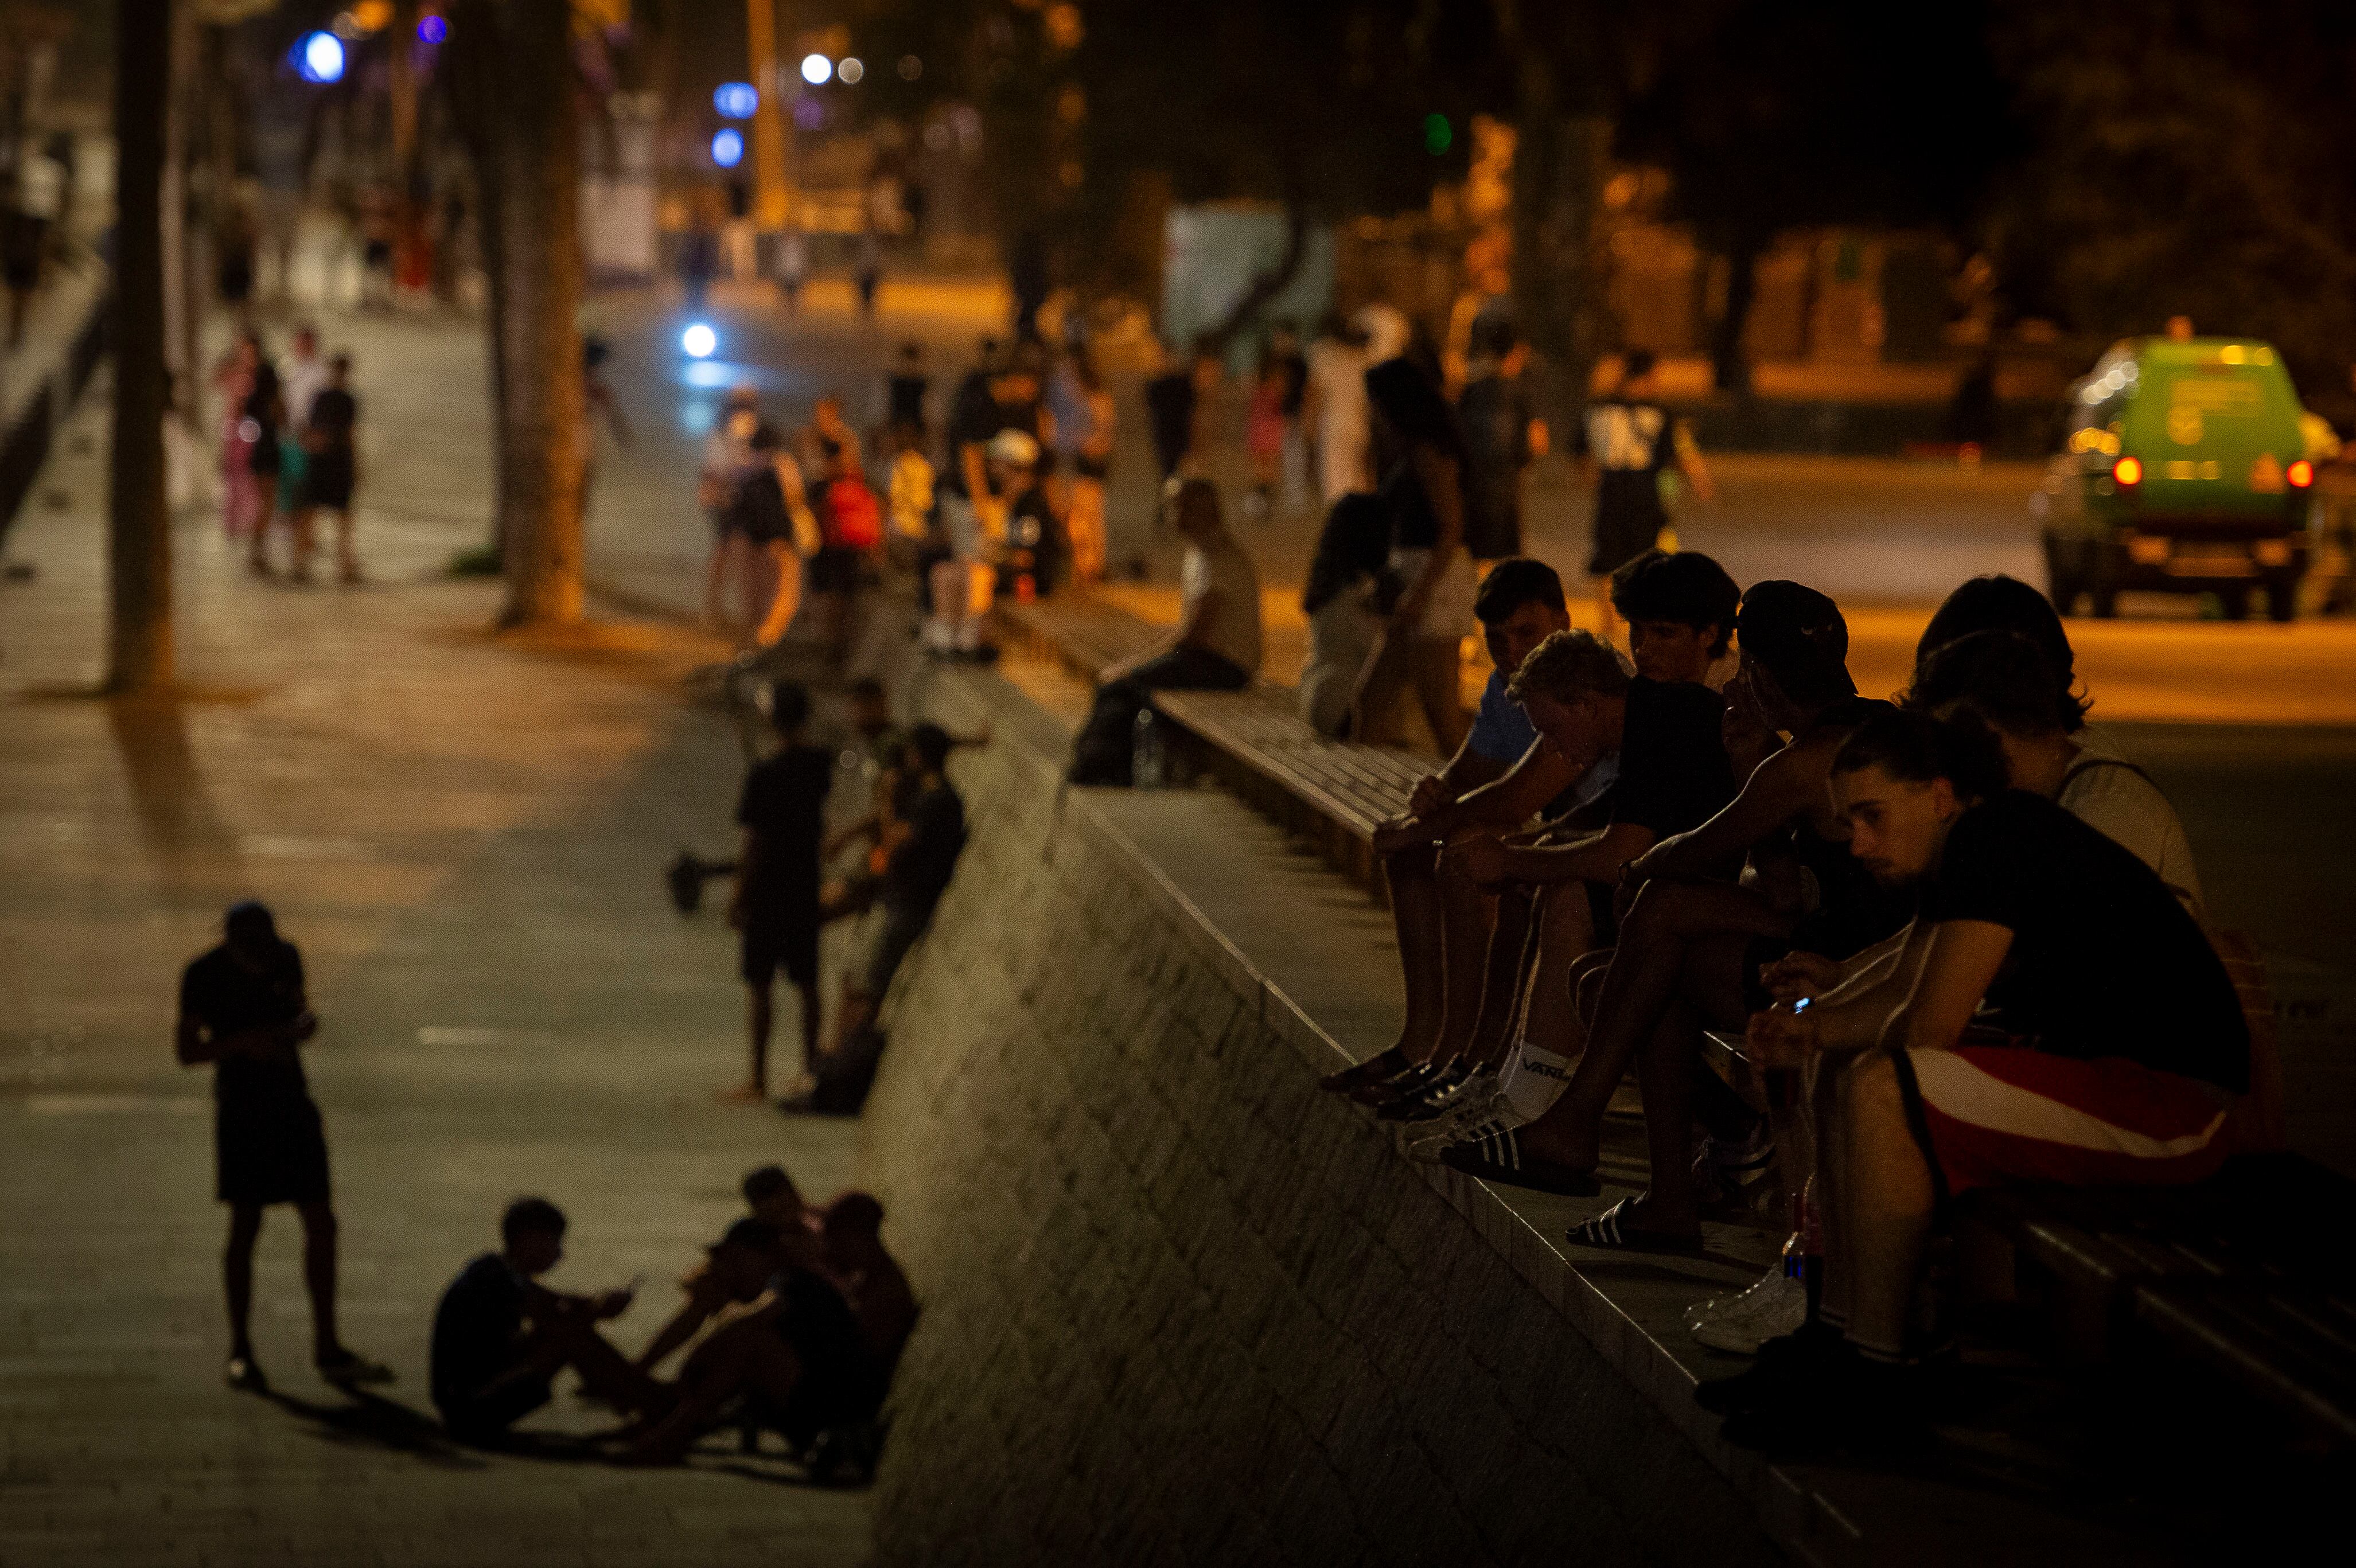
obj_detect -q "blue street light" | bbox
[714,81,758,120]
[296,31,345,84]
[682,323,718,360]
[710,128,745,169]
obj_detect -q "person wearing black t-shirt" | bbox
[1426,631,1736,1189]
[293,353,361,584]
[727,682,831,1105]
[430,1198,667,1444]
[1717,710,2248,1442]
[176,902,391,1393]
[788,724,966,1115]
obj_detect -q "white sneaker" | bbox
[1407,1090,1516,1159]
[1685,1263,1808,1355]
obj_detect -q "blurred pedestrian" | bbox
[359,188,398,310]
[723,178,757,280]
[239,353,287,576]
[1270,323,1312,513]
[1304,312,1374,504]
[681,193,721,312]
[1353,357,1473,754]
[926,342,1007,658]
[3,136,64,349]
[212,332,263,551]
[726,681,831,1104]
[777,221,810,315]
[1052,348,1115,583]
[883,341,928,438]
[736,423,818,649]
[1582,349,1712,640]
[293,354,363,585]
[216,201,258,321]
[1455,317,1546,563]
[176,901,392,1394]
[701,387,762,627]
[884,419,936,572]
[1299,493,1392,736]
[1144,337,1215,483]
[1244,341,1289,521]
[855,229,883,317]
[812,432,884,667]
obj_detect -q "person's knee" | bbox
[1384,840,1440,883]
[1572,962,1608,1026]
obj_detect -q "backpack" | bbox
[823,474,884,552]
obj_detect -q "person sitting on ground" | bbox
[1383,624,1731,1161]
[1065,477,1263,785]
[636,1167,821,1375]
[619,1220,877,1465]
[1440,582,1897,1243]
[1298,493,1395,737]
[818,1192,917,1371]
[725,680,831,1106]
[996,427,1070,602]
[787,724,967,1114]
[1709,710,2248,1446]
[430,1198,663,1445]
[1392,549,1744,1149]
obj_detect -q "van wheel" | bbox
[2264,573,2300,623]
[2218,586,2252,622]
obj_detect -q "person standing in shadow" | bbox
[176,901,392,1394]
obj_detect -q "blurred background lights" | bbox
[800,53,832,84]
[897,54,922,80]
[296,32,345,83]
[714,81,758,119]
[709,128,745,168]
[416,14,446,44]
[681,323,718,360]
[837,57,864,84]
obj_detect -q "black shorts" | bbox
[438,1374,554,1443]
[1588,500,1666,578]
[807,545,866,594]
[217,1096,332,1207]
[299,453,356,510]
[742,913,820,988]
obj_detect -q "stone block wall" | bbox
[857,694,1784,1567]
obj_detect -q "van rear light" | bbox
[2287,458,2315,489]
[2112,455,2143,486]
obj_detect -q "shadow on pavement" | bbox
[262,1387,486,1469]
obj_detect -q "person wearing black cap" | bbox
[1447,582,1906,1254]
[176,901,390,1393]
[430,1198,671,1445]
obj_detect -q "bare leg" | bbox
[628,1317,802,1462]
[294,1200,342,1360]
[1380,842,1447,1063]
[1513,884,1603,1060]
[333,508,357,582]
[1458,884,1535,1068]
[544,1310,666,1413]
[1840,1051,1934,1357]
[1430,842,1503,1066]
[1518,881,1787,1170]
[735,978,772,1099]
[1408,638,1470,756]
[225,1205,264,1360]
[704,535,731,624]
[755,544,801,648]
[291,506,317,578]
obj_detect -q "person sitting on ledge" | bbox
[429,1198,665,1445]
[1440,583,1900,1241]
[1327,559,1587,1105]
[1067,476,1263,786]
[1705,709,2247,1447]
[636,1166,821,1375]
[1395,549,1743,1148]
[1384,626,1731,1164]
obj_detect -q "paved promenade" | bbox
[0,358,871,1563]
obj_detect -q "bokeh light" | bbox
[296,32,346,84]
[710,128,745,168]
[838,57,864,84]
[714,82,758,119]
[416,14,447,45]
[800,53,832,85]
[682,323,718,360]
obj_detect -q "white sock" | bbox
[1500,1040,1576,1124]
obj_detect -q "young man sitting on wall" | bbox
[1708,709,2248,1446]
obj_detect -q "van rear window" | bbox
[2169,378,2261,416]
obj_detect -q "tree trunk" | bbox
[444,0,516,563]
[1711,237,1760,395]
[491,0,586,626]
[1509,53,1611,464]
[109,0,174,693]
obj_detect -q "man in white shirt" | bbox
[279,325,329,439]
[1303,315,1373,506]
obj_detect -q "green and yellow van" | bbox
[2034,336,2319,620]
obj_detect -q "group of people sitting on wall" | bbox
[430,1165,915,1472]
[1325,555,2245,1446]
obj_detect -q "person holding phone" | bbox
[429,1198,665,1445]
[176,900,390,1393]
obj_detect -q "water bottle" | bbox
[1132,707,1166,790]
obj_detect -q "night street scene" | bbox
[5,2,2356,1563]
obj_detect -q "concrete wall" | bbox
[856,680,1786,1567]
